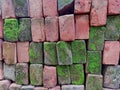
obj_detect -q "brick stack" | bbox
[0,0,120,90]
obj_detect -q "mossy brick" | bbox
[70,64,84,85]
[86,51,102,74]
[105,15,120,40]
[88,27,105,51]
[44,42,57,65]
[86,74,103,90]
[13,0,29,17]
[19,18,32,41]
[30,64,43,85]
[29,42,43,64]
[57,65,71,85]
[57,41,72,65]
[16,63,28,85]
[21,86,34,90]
[72,40,86,64]
[4,19,19,42]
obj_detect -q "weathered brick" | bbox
[90,0,107,26]
[21,86,34,90]
[86,51,101,74]
[0,62,3,80]
[29,42,43,64]
[57,41,72,65]
[72,40,86,64]
[103,41,120,65]
[44,42,57,65]
[31,18,45,42]
[4,19,19,42]
[0,80,11,90]
[49,86,60,90]
[43,66,57,88]
[3,42,17,64]
[34,87,48,90]
[88,27,105,51]
[0,39,2,60]
[0,19,3,38]
[62,85,84,90]
[103,88,116,90]
[75,15,89,39]
[9,83,22,90]
[0,1,1,17]
[16,63,28,85]
[86,74,103,90]
[30,64,43,85]
[45,17,58,41]
[59,14,75,41]
[57,65,71,85]
[17,42,29,63]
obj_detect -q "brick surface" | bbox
[45,17,58,41]
[9,83,22,90]
[0,1,1,17]
[21,85,34,90]
[103,88,116,90]
[17,42,29,63]
[59,14,75,41]
[62,85,84,90]
[90,0,107,26]
[49,86,60,90]
[0,19,3,38]
[0,80,11,90]
[3,42,17,64]
[0,39,2,60]
[103,41,120,65]
[75,15,89,39]
[34,87,48,90]
[0,62,3,80]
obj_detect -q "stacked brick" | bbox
[0,0,119,90]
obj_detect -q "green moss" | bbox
[15,0,25,6]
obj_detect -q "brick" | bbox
[72,40,86,64]
[90,0,107,26]
[75,15,89,39]
[0,62,3,80]
[29,42,43,64]
[19,18,32,41]
[57,65,71,85]
[43,66,57,88]
[31,18,45,42]
[0,1,1,17]
[70,64,84,85]
[16,63,28,85]
[88,27,105,51]
[30,64,43,85]
[45,17,58,41]
[0,80,11,90]
[86,74,103,90]
[43,0,58,17]
[4,19,19,42]
[62,85,84,90]
[57,41,72,65]
[3,42,17,64]
[49,86,60,90]
[13,0,29,17]
[17,42,29,63]
[104,66,120,89]
[4,63,15,81]
[105,15,120,41]
[86,51,102,74]
[103,41,120,65]
[74,0,91,14]
[9,83,22,90]
[21,86,34,90]
[59,14,75,41]
[34,87,48,90]
[0,19,3,38]
[1,0,15,19]
[29,0,43,18]
[108,0,120,15]
[103,88,116,90]
[0,39,2,60]
[44,42,57,65]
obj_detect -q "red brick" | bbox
[74,0,91,14]
[0,80,10,90]
[43,66,57,88]
[75,15,89,39]
[108,0,120,15]
[43,0,58,17]
[17,42,29,63]
[45,17,58,42]
[0,40,2,60]
[103,41,120,65]
[49,86,60,90]
[0,19,3,38]
[29,0,43,18]
[9,83,22,90]
[31,18,45,42]
[34,87,48,90]
[0,62,3,80]
[59,14,75,41]
[90,0,107,26]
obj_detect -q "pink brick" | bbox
[43,0,58,17]
[0,19,3,38]
[103,88,116,90]
[0,62,3,80]
[75,15,89,39]
[43,66,57,88]
[74,0,91,14]
[29,0,43,18]
[90,0,107,26]
[108,0,120,15]
[34,87,48,90]
[59,14,75,41]
[103,41,120,65]
[45,17,58,42]
[17,42,29,63]
[0,40,2,60]
[31,18,45,42]
[0,80,11,90]
[49,86,60,90]
[9,83,22,90]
